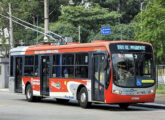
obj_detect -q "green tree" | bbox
[50,22,78,42]
[0,1,10,57]
[89,0,149,23]
[135,1,165,64]
[58,5,121,42]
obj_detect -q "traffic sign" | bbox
[101,27,111,35]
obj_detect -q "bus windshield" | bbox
[112,53,154,88]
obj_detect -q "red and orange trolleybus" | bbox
[9,41,156,108]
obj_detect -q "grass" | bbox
[156,85,165,94]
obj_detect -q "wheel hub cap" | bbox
[81,93,86,103]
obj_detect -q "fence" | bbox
[156,65,165,85]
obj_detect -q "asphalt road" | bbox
[0,91,165,120]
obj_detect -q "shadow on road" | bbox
[16,98,165,111]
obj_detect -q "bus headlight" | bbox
[148,89,154,94]
[150,89,154,94]
[113,90,122,95]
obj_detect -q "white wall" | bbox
[0,58,9,88]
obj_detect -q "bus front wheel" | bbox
[78,87,91,108]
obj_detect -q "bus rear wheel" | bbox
[78,87,91,108]
[119,103,129,109]
[26,84,35,102]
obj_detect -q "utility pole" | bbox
[9,2,14,48]
[44,0,49,42]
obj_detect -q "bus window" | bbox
[62,54,74,78]
[34,55,38,76]
[135,53,153,78]
[75,53,89,78]
[24,67,34,76]
[112,53,154,87]
[75,66,88,78]
[76,53,88,65]
[62,54,74,65]
[52,54,62,78]
[62,66,74,78]
[52,66,61,77]
[25,56,34,65]
[53,54,60,65]
[24,56,34,76]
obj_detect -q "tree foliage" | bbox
[87,0,148,23]
[58,5,121,42]
[135,2,165,64]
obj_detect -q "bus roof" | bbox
[10,40,152,55]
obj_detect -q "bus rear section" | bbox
[105,42,156,108]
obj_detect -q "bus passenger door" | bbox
[15,57,23,93]
[92,53,106,102]
[40,56,50,96]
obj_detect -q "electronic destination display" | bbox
[117,45,146,51]
[110,43,152,53]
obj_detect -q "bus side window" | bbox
[34,55,38,76]
[24,56,34,76]
[75,53,89,78]
[52,55,61,78]
[62,54,74,78]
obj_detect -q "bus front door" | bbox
[40,56,50,96]
[15,57,23,93]
[92,54,106,102]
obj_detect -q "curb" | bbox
[133,103,165,109]
[0,89,9,92]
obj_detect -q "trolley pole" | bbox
[44,0,49,42]
[9,2,14,48]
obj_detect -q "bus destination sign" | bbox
[117,45,146,51]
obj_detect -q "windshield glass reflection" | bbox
[112,53,154,87]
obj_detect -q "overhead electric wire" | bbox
[10,14,63,39]
[0,13,63,41]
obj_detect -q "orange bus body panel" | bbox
[22,77,40,91]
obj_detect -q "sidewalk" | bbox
[132,94,165,109]
[155,94,165,104]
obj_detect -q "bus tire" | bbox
[26,84,35,102]
[78,87,91,108]
[119,103,129,109]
